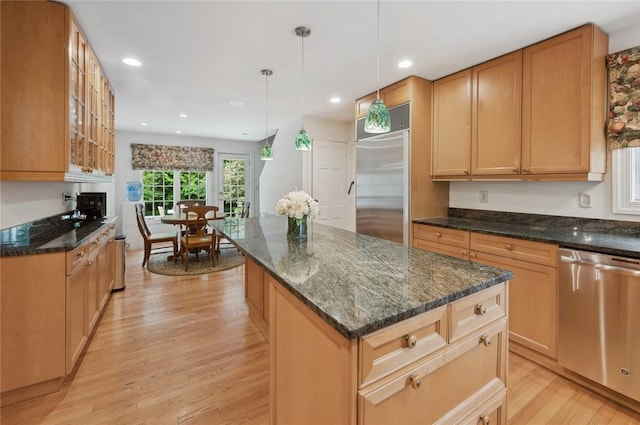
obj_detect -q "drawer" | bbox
[455,387,507,425]
[359,305,448,388]
[449,283,506,343]
[470,233,557,266]
[413,239,469,260]
[413,224,470,249]
[359,320,507,425]
[99,224,116,245]
[66,243,89,276]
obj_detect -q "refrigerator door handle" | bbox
[347,180,355,195]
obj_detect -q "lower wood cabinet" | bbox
[244,256,269,340]
[1,253,66,403]
[413,223,559,360]
[1,222,116,406]
[266,258,507,425]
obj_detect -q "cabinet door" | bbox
[472,51,522,176]
[433,70,472,177]
[1,254,66,392]
[244,257,262,318]
[522,25,596,175]
[472,251,557,359]
[67,264,88,373]
[69,19,87,172]
[86,253,100,334]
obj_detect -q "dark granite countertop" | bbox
[0,214,117,257]
[414,209,640,260]
[213,216,512,340]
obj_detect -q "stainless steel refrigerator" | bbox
[355,104,410,245]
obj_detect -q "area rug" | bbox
[146,248,244,276]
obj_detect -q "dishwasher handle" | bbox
[560,255,640,277]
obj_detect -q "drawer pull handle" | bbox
[405,334,418,348]
[470,252,477,259]
[480,335,493,346]
[480,415,491,425]
[409,374,422,389]
[505,244,513,251]
[475,304,487,315]
[435,232,442,238]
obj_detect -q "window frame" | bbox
[141,170,210,218]
[612,147,640,215]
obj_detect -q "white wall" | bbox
[259,117,352,217]
[448,26,640,223]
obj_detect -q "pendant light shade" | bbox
[295,26,312,150]
[365,0,390,134]
[260,68,274,161]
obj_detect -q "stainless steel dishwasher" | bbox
[558,248,640,402]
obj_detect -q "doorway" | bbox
[218,154,252,217]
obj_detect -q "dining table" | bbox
[159,209,225,261]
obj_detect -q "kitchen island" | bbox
[214,216,513,425]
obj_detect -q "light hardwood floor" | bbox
[2,249,638,424]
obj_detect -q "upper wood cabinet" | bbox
[355,79,412,118]
[432,24,607,182]
[522,24,607,180]
[432,70,472,178]
[1,1,115,182]
[472,51,522,176]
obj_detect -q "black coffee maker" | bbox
[76,192,107,220]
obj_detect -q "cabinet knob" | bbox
[405,334,418,348]
[462,250,468,257]
[475,304,488,315]
[512,167,519,173]
[470,252,477,259]
[435,232,442,238]
[480,335,493,346]
[505,244,513,251]
[480,415,491,425]
[409,374,422,389]
[464,169,470,175]
[522,168,529,174]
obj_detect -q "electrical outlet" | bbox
[479,191,488,203]
[62,193,69,205]
[579,192,591,208]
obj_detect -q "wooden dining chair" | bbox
[135,203,178,267]
[180,206,218,271]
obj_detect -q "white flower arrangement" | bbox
[276,190,319,220]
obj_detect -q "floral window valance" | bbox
[130,143,215,171]
[607,46,640,150]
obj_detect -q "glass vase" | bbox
[287,216,307,238]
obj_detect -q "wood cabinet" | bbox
[432,24,607,182]
[268,261,507,425]
[244,256,269,340]
[1,1,115,182]
[1,253,66,403]
[522,24,607,180]
[432,70,472,177]
[412,223,559,360]
[355,77,449,245]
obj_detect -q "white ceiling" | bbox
[64,0,640,143]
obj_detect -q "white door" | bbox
[218,154,252,217]
[312,140,348,229]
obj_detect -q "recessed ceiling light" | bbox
[229,99,248,107]
[179,113,188,118]
[398,60,413,69]
[122,57,141,67]
[330,97,341,103]
[140,122,148,126]
[175,130,182,134]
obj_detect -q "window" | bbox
[142,170,207,216]
[612,147,640,215]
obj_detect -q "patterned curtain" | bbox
[130,143,215,171]
[607,46,640,149]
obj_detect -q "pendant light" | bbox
[260,69,274,161]
[294,26,312,150]
[364,0,391,134]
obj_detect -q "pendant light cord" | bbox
[265,72,269,146]
[376,0,381,100]
[301,33,305,130]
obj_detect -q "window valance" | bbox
[130,143,215,171]
[607,46,640,150]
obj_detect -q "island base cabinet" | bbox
[358,320,507,425]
